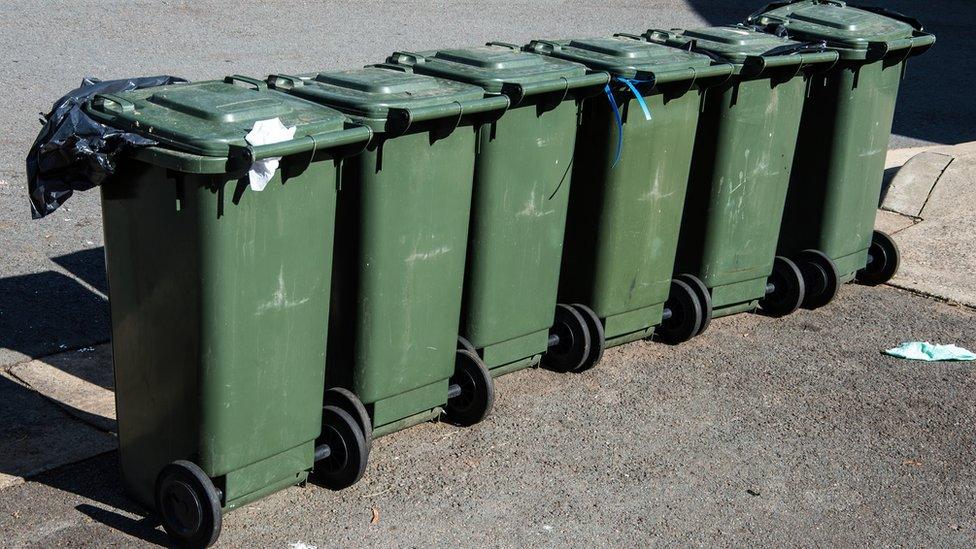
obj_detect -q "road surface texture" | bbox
[1,0,974,366]
[1,283,973,546]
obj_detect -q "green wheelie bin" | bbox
[267,66,508,442]
[746,1,936,304]
[88,76,373,546]
[525,35,734,351]
[644,26,839,319]
[385,43,610,376]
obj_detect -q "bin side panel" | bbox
[460,100,578,351]
[103,163,203,509]
[328,129,475,408]
[778,60,903,276]
[560,89,700,323]
[196,159,337,477]
[105,158,337,505]
[676,76,807,303]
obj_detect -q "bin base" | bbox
[831,248,869,284]
[372,408,442,438]
[602,303,665,348]
[371,380,448,429]
[223,441,314,511]
[479,329,549,374]
[709,277,769,318]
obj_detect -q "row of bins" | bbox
[83,2,934,545]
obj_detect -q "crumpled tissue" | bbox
[244,118,296,191]
[883,341,976,362]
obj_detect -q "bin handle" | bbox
[224,75,268,91]
[387,51,425,67]
[267,74,305,90]
[485,41,521,51]
[244,124,373,162]
[92,93,136,113]
[500,72,609,105]
[525,40,561,55]
[611,33,644,41]
[386,94,510,135]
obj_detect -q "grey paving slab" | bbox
[882,151,955,218]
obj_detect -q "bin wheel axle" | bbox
[656,279,704,344]
[155,460,222,548]
[313,406,368,490]
[760,256,805,317]
[543,303,605,372]
[796,249,840,310]
[444,349,494,426]
[856,230,900,286]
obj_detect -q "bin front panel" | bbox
[460,99,578,349]
[105,157,337,505]
[328,129,475,406]
[559,89,700,321]
[676,75,808,294]
[778,59,903,273]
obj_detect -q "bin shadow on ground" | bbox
[35,451,167,546]
[685,0,976,147]
[0,247,110,374]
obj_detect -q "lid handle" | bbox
[500,72,610,105]
[386,94,510,135]
[387,51,425,67]
[92,93,136,113]
[485,41,521,51]
[224,75,268,91]
[244,124,373,162]
[267,74,305,90]
[855,6,924,31]
[642,29,680,44]
[525,40,561,55]
[611,33,644,41]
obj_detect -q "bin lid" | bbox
[530,36,714,77]
[752,1,916,50]
[661,26,803,63]
[85,77,349,157]
[391,44,586,93]
[272,66,486,122]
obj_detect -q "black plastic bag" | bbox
[27,75,187,218]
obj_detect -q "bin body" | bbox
[646,27,839,317]
[388,45,603,375]
[89,79,360,511]
[527,36,730,347]
[751,1,936,281]
[270,68,501,433]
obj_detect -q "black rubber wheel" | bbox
[797,249,840,310]
[324,387,372,454]
[457,335,478,356]
[155,460,222,548]
[570,303,605,371]
[856,230,900,286]
[541,303,591,373]
[444,349,494,426]
[674,273,712,337]
[656,279,703,345]
[313,406,368,490]
[759,256,805,317]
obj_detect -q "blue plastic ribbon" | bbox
[603,77,653,168]
[603,84,625,168]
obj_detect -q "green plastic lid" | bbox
[268,66,486,122]
[388,43,586,93]
[668,26,803,63]
[527,35,714,77]
[84,76,348,157]
[751,1,916,49]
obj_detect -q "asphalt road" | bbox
[1,283,973,546]
[1,0,975,366]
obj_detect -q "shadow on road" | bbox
[684,0,976,147]
[32,451,169,546]
[0,247,109,363]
